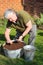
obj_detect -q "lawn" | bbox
[0,19,43,65]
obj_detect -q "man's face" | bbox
[8,13,17,23]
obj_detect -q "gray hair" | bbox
[4,9,16,19]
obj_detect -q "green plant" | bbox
[0,18,43,65]
[35,13,43,27]
[40,13,43,25]
[0,18,7,27]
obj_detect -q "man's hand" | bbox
[6,40,14,44]
[17,36,23,42]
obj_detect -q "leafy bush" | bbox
[0,18,7,27]
[35,13,43,27]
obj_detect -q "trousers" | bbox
[14,24,37,46]
[13,24,37,61]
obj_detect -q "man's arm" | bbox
[22,20,32,37]
[18,20,32,41]
[5,28,11,43]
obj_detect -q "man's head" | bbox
[4,9,17,23]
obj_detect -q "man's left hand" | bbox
[17,36,23,42]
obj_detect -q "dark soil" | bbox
[3,41,25,50]
[38,25,43,30]
[38,26,43,30]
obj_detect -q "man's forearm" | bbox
[5,33,11,41]
[22,20,32,37]
[22,27,31,37]
[5,28,11,42]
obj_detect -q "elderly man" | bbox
[4,9,37,61]
[4,9,37,45]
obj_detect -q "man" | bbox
[4,9,37,45]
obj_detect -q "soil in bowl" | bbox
[3,41,25,50]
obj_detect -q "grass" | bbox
[0,19,43,65]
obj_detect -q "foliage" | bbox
[0,29,43,65]
[35,13,43,27]
[0,18,43,65]
[0,18,7,27]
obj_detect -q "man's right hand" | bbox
[6,40,14,44]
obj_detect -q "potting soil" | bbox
[3,41,25,50]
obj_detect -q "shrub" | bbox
[35,13,43,27]
[0,18,7,27]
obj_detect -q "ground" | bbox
[0,19,43,65]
